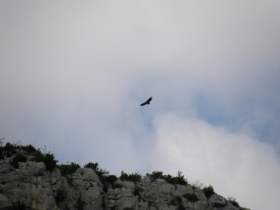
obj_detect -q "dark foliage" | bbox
[102,183,109,193]
[182,193,198,202]
[145,171,163,181]
[32,151,58,171]
[44,153,58,171]
[100,175,118,192]
[20,145,37,153]
[203,185,215,198]
[12,201,34,210]
[133,186,144,196]
[0,141,58,172]
[5,142,16,153]
[0,142,17,159]
[106,175,118,185]
[0,141,56,171]
[75,194,85,210]
[169,196,185,210]
[164,174,188,185]
[58,162,80,176]
[113,182,123,189]
[120,171,142,183]
[11,154,27,168]
[55,189,66,204]
[146,171,188,185]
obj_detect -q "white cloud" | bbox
[152,113,280,210]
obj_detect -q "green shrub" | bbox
[33,150,44,161]
[100,174,118,192]
[145,171,163,181]
[102,183,109,193]
[127,172,142,183]
[228,197,240,208]
[134,186,144,196]
[11,154,27,168]
[169,196,185,210]
[120,171,142,183]
[146,171,187,185]
[182,193,198,202]
[5,142,16,153]
[43,153,57,171]
[113,182,123,189]
[0,142,17,159]
[20,145,37,153]
[203,185,215,198]
[164,174,188,185]
[33,151,57,171]
[106,175,118,185]
[58,162,80,176]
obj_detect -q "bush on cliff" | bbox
[145,171,188,185]
[32,150,58,171]
[11,154,27,168]
[58,162,81,176]
[120,171,142,183]
[203,185,215,198]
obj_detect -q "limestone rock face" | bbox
[0,158,58,210]
[0,154,249,210]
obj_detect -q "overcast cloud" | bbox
[1,1,280,209]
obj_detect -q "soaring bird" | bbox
[140,97,152,106]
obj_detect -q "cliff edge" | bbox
[0,142,249,210]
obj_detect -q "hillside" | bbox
[0,141,249,210]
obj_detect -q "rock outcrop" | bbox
[0,144,249,210]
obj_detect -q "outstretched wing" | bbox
[140,97,152,106]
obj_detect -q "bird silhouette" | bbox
[140,97,152,106]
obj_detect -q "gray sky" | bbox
[1,1,280,209]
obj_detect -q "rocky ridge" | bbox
[0,142,249,210]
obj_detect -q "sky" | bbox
[1,1,280,209]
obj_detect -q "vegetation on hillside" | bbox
[0,139,57,171]
[0,139,247,209]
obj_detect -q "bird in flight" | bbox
[140,97,152,106]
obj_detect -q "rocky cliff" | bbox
[0,142,249,210]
